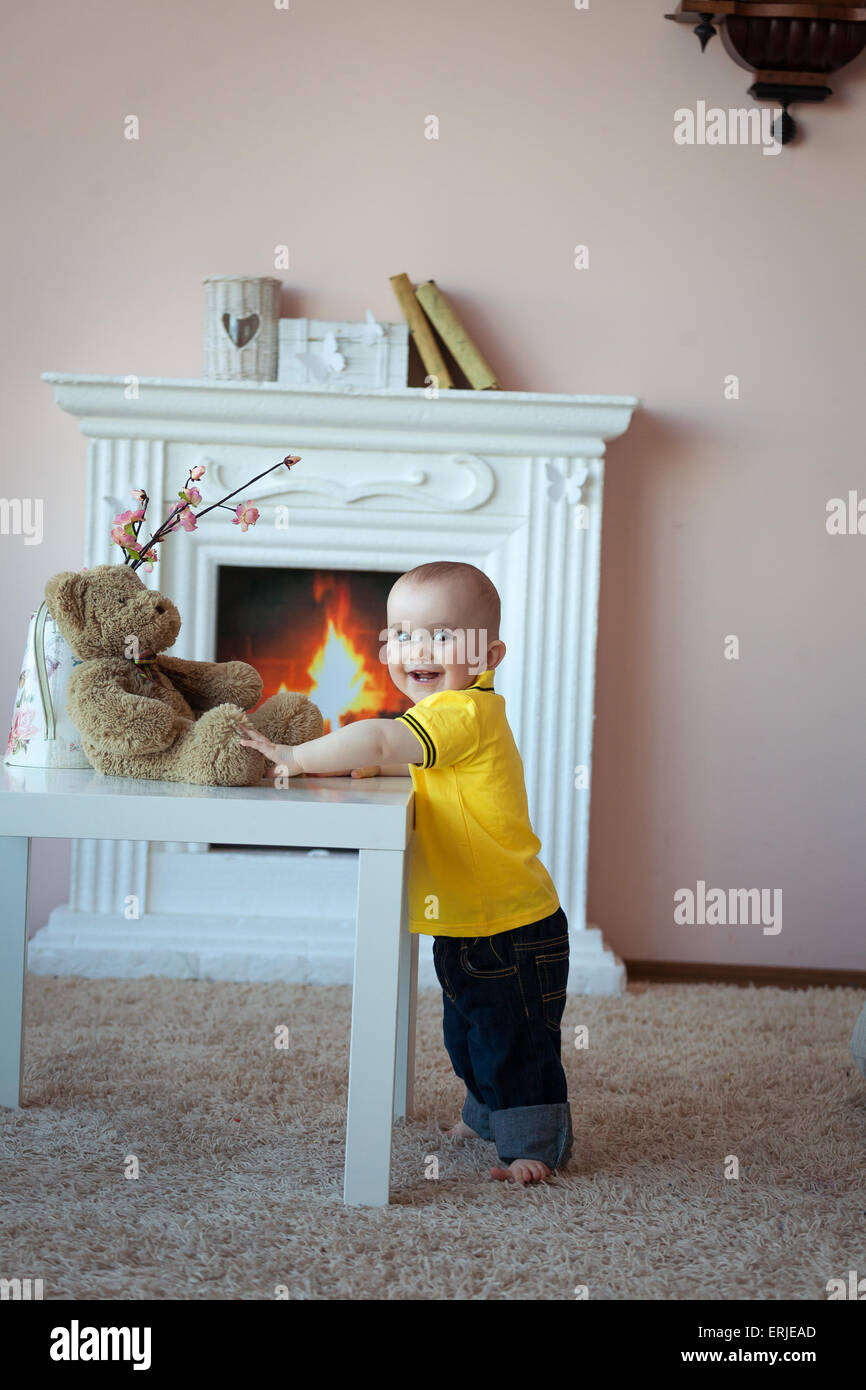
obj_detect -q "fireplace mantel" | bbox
[42,374,638,452]
[32,373,639,994]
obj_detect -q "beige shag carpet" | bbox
[2,976,863,1300]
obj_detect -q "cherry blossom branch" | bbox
[194,459,300,521]
[112,455,299,573]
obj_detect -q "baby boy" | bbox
[238,561,573,1185]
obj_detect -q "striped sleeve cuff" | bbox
[396,712,437,769]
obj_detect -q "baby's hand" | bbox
[235,719,283,764]
[350,765,381,779]
[234,719,301,779]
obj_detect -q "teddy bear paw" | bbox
[179,704,266,786]
[250,692,324,746]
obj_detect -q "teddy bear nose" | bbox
[155,604,165,614]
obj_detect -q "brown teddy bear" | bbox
[45,564,323,785]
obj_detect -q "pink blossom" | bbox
[178,486,202,507]
[113,508,145,526]
[131,489,147,501]
[111,525,141,550]
[6,707,38,755]
[190,465,206,480]
[232,500,260,532]
[178,504,198,533]
[139,547,158,572]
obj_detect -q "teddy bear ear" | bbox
[45,570,88,634]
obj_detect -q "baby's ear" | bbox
[45,570,88,634]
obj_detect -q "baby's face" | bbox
[385,577,502,700]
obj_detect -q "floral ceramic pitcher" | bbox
[5,601,90,769]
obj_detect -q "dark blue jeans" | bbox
[432,906,573,1170]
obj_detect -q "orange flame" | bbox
[282,578,389,733]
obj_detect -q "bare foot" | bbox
[443,1120,480,1138]
[490,1159,552,1185]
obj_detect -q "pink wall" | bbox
[2,0,863,968]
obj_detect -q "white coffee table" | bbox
[0,766,416,1206]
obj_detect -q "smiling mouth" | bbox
[407,668,442,683]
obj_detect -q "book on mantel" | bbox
[389,273,454,389]
[389,273,500,390]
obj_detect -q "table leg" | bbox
[393,927,418,1122]
[344,847,409,1206]
[0,837,30,1109]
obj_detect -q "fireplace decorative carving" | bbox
[207,451,497,510]
[31,375,638,993]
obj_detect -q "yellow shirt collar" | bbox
[468,669,495,691]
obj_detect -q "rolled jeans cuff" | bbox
[461,1091,492,1140]
[490,1103,574,1171]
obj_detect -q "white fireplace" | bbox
[30,374,638,992]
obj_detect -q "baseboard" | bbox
[29,909,627,995]
[625,959,866,989]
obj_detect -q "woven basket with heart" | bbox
[203,275,281,381]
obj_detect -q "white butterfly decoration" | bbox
[296,331,346,383]
[545,460,589,505]
[358,309,385,345]
[103,493,126,519]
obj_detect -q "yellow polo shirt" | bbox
[396,670,560,937]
